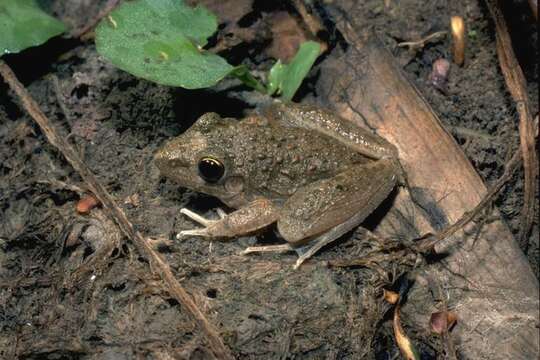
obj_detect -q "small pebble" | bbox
[76,194,100,214]
[429,58,450,94]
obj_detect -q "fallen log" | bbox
[313,21,539,359]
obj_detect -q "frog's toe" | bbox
[293,257,306,270]
[177,228,211,239]
[180,208,214,226]
[240,244,293,255]
[216,208,227,219]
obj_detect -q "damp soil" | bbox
[0,0,537,359]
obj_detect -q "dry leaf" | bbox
[383,289,400,304]
[430,310,457,334]
[393,305,420,360]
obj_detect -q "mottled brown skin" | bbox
[155,102,400,267]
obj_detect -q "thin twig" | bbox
[485,0,538,248]
[418,148,522,251]
[397,31,447,50]
[0,60,234,360]
[70,0,122,39]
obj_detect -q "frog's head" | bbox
[154,113,247,207]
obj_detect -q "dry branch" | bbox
[485,0,538,247]
[0,60,234,360]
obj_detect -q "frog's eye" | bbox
[198,157,225,183]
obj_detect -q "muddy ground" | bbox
[0,0,538,359]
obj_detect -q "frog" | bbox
[154,102,402,268]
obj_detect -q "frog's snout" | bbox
[154,141,193,173]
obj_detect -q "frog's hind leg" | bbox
[239,208,376,269]
[240,214,380,269]
[239,160,398,268]
[291,211,370,269]
[278,159,398,268]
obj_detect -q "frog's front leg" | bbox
[178,198,279,239]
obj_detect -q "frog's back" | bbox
[219,117,369,202]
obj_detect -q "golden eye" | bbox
[198,157,225,183]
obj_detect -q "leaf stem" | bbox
[231,65,267,94]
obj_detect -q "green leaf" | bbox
[267,41,321,101]
[0,0,66,55]
[95,0,234,89]
[266,60,285,96]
